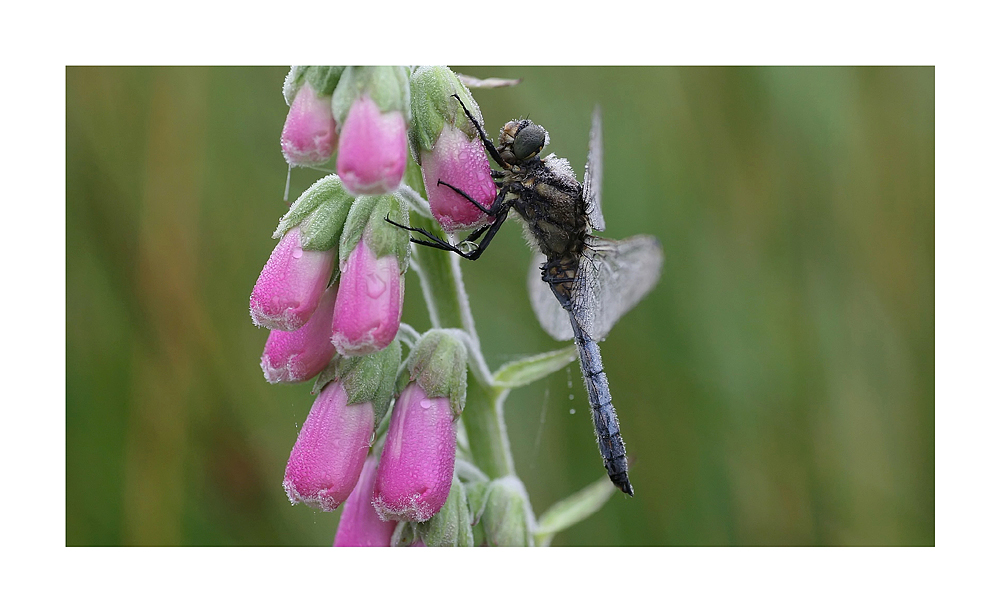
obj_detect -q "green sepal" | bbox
[311,355,342,396]
[338,194,410,269]
[337,340,401,427]
[282,67,305,105]
[273,175,355,252]
[390,521,419,547]
[369,194,410,265]
[402,152,427,199]
[463,479,490,524]
[283,66,345,104]
[492,345,579,389]
[332,66,411,126]
[409,65,484,160]
[414,474,474,546]
[338,195,378,263]
[481,476,534,547]
[407,329,468,416]
[533,475,616,547]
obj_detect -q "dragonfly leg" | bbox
[384,210,508,261]
[462,208,508,261]
[437,179,507,216]
[451,94,508,169]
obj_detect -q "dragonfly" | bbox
[389,95,663,495]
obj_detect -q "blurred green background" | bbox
[66,66,933,546]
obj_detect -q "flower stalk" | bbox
[257,66,624,546]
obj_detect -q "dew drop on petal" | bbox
[292,247,304,259]
[365,271,386,298]
[419,399,433,409]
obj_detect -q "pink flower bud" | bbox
[249,227,335,331]
[260,285,337,383]
[373,383,456,522]
[333,453,396,546]
[330,237,403,356]
[422,123,497,231]
[281,82,338,166]
[283,381,374,512]
[336,95,407,195]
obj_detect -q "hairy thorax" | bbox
[500,156,589,260]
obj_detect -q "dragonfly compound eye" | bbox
[512,123,547,161]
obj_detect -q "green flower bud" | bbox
[273,174,355,252]
[407,329,468,417]
[413,474,475,547]
[409,65,484,159]
[312,340,401,428]
[332,66,411,127]
[481,476,534,547]
[283,65,346,105]
[339,194,410,269]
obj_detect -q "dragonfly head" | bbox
[498,119,549,165]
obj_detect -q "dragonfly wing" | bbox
[582,105,605,233]
[571,235,663,341]
[527,252,574,341]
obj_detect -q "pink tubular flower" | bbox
[373,383,457,522]
[330,236,403,356]
[336,95,407,195]
[333,453,396,546]
[283,381,374,512]
[260,285,337,383]
[281,82,337,166]
[249,227,335,331]
[422,123,497,231]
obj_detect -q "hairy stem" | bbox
[410,215,515,479]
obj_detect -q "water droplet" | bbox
[419,399,433,409]
[568,394,575,401]
[365,271,386,298]
[292,247,304,259]
[458,241,476,255]
[569,408,576,415]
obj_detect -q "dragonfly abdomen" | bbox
[569,315,633,496]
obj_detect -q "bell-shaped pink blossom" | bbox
[330,237,403,356]
[281,82,338,166]
[422,123,497,231]
[336,95,407,195]
[333,453,396,547]
[249,227,335,331]
[372,383,456,522]
[260,285,337,383]
[283,381,375,512]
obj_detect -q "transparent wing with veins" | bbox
[528,234,663,342]
[582,105,605,233]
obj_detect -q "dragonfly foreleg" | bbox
[451,94,508,169]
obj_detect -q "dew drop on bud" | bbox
[365,271,386,298]
[419,399,433,409]
[292,247,304,259]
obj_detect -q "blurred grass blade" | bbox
[492,345,577,389]
[534,476,616,546]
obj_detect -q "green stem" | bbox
[410,216,515,479]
